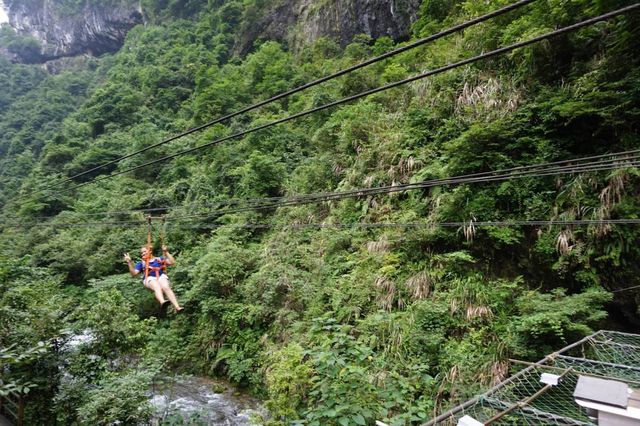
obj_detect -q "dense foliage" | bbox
[1,0,639,424]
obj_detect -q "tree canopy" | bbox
[0,0,639,424]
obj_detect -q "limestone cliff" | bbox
[1,0,420,66]
[2,0,142,63]
[237,0,422,55]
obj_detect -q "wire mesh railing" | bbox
[424,330,640,425]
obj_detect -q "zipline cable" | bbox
[1,150,638,224]
[40,3,640,198]
[3,153,638,224]
[7,147,631,221]
[166,157,640,219]
[32,0,538,195]
[1,218,639,230]
[163,219,640,231]
[2,156,638,228]
[166,219,640,229]
[612,284,640,293]
[172,149,640,213]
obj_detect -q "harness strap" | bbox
[147,261,167,278]
[143,215,169,282]
[159,217,168,276]
[144,216,153,282]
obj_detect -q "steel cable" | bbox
[27,3,639,199]
[1,218,638,230]
[31,0,538,196]
[2,153,638,229]
[1,150,637,226]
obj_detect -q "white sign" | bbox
[541,372,561,386]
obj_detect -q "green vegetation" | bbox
[0,26,42,63]
[1,0,639,424]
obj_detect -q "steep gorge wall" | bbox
[2,0,421,66]
[237,0,422,55]
[2,0,142,63]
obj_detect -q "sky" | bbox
[0,1,8,24]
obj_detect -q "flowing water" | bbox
[149,376,264,425]
[63,331,264,425]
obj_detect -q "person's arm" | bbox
[123,253,141,277]
[162,245,175,266]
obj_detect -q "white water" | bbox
[61,331,264,424]
[64,329,95,350]
[150,376,264,425]
[0,1,8,24]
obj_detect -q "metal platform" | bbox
[425,330,640,426]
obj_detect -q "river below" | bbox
[64,331,264,425]
[149,376,264,425]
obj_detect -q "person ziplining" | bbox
[123,216,183,312]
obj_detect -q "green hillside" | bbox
[1,0,639,424]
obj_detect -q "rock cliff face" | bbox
[2,0,420,65]
[237,0,422,55]
[3,0,142,63]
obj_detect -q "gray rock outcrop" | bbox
[237,0,422,55]
[1,0,422,65]
[3,0,143,63]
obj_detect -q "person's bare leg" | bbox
[159,276,182,311]
[145,278,166,305]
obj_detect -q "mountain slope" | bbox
[0,1,639,424]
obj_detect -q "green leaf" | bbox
[323,409,337,417]
[353,414,366,425]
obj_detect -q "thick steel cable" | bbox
[2,148,634,222]
[166,157,640,220]
[33,0,537,195]
[171,150,640,213]
[3,157,638,228]
[1,218,638,230]
[2,153,637,225]
[34,3,640,199]
[612,284,640,293]
[1,151,638,225]
[205,148,640,205]
[168,219,640,230]
[237,155,640,206]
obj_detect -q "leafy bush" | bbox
[264,343,313,422]
[76,371,154,426]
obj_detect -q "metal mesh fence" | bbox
[586,331,640,367]
[434,368,594,425]
[425,330,640,425]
